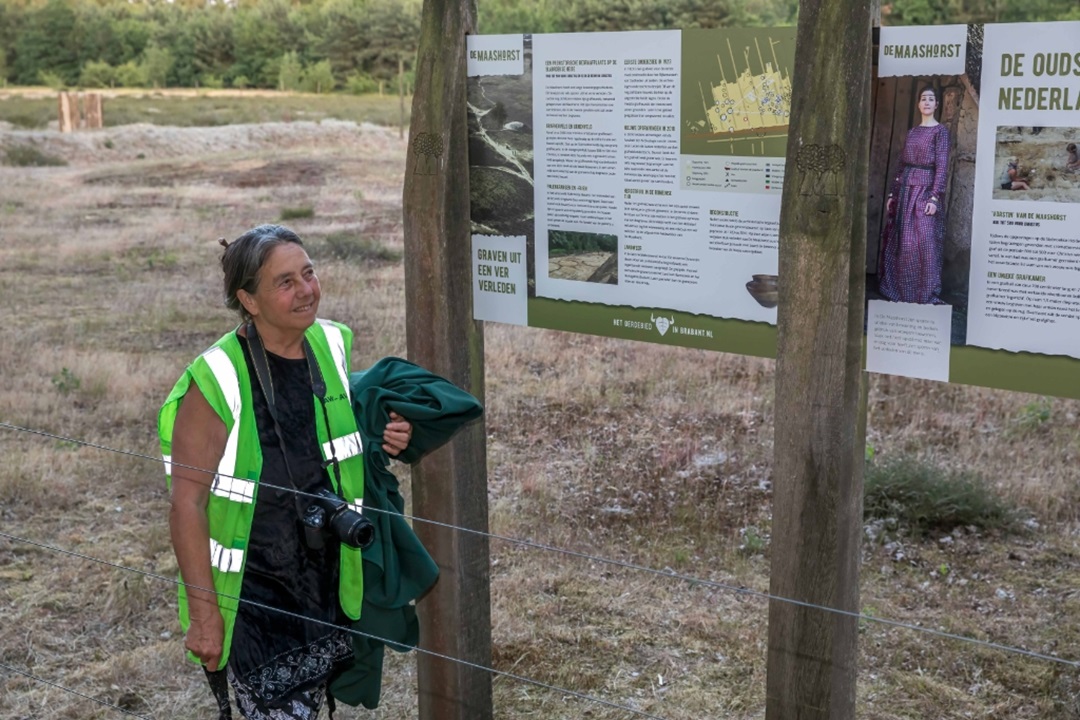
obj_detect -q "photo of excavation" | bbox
[546,230,618,284]
[992,126,1080,203]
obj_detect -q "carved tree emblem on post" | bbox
[411,132,445,175]
[795,143,847,196]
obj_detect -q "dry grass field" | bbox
[2,112,1080,720]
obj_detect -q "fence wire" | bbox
[0,661,154,720]
[1,419,1077,720]
[0,529,669,720]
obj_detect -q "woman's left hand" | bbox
[924,201,937,216]
[383,411,413,456]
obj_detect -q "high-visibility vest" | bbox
[158,319,366,667]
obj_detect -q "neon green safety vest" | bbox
[158,319,366,667]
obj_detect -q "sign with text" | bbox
[468,23,1080,399]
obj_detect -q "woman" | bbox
[159,225,412,719]
[1000,158,1030,190]
[1065,143,1079,173]
[879,86,950,305]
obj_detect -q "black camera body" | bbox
[302,487,375,551]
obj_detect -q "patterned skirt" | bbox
[879,182,945,304]
[226,629,352,719]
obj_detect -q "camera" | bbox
[301,487,375,551]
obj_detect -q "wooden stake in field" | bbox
[83,93,103,130]
[58,92,75,133]
[403,0,493,719]
[767,0,874,717]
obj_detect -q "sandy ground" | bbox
[547,251,613,282]
[0,120,403,165]
[993,125,1080,203]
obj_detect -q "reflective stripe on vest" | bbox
[210,538,244,573]
[211,474,255,504]
[318,319,350,397]
[202,346,242,484]
[323,431,363,462]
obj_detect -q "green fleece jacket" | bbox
[329,356,483,709]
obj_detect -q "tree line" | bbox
[0,0,1075,92]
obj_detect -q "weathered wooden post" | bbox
[58,92,75,133]
[402,0,492,719]
[766,0,874,717]
[84,93,103,130]
[399,56,406,140]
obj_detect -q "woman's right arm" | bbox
[887,136,908,212]
[169,384,228,671]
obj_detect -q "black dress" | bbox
[227,338,352,719]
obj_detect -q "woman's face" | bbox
[918,90,938,117]
[239,242,321,335]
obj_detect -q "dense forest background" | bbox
[0,0,1076,92]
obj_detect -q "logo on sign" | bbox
[651,313,676,336]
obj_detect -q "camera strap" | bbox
[244,324,344,490]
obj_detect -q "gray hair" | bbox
[219,224,304,321]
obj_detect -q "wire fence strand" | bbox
[2,423,1080,690]
[0,661,154,720]
[0,529,670,720]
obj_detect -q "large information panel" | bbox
[467,23,1080,399]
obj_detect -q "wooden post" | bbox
[84,93,103,130]
[58,92,75,133]
[399,56,406,140]
[766,0,873,717]
[403,1,492,719]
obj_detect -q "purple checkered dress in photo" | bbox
[879,123,950,304]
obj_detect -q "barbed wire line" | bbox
[0,661,154,720]
[3,421,1079,671]
[0,530,671,720]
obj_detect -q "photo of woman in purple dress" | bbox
[878,86,951,305]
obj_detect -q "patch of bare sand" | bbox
[548,251,613,281]
[0,120,406,165]
[993,125,1080,203]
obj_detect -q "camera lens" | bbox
[331,511,375,550]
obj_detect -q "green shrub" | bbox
[1012,397,1052,433]
[278,51,303,92]
[140,43,174,89]
[3,145,67,167]
[114,61,147,88]
[38,70,67,91]
[79,60,116,88]
[51,367,81,395]
[232,75,250,90]
[318,232,401,264]
[279,206,315,220]
[345,72,379,95]
[864,455,1019,537]
[302,60,336,94]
